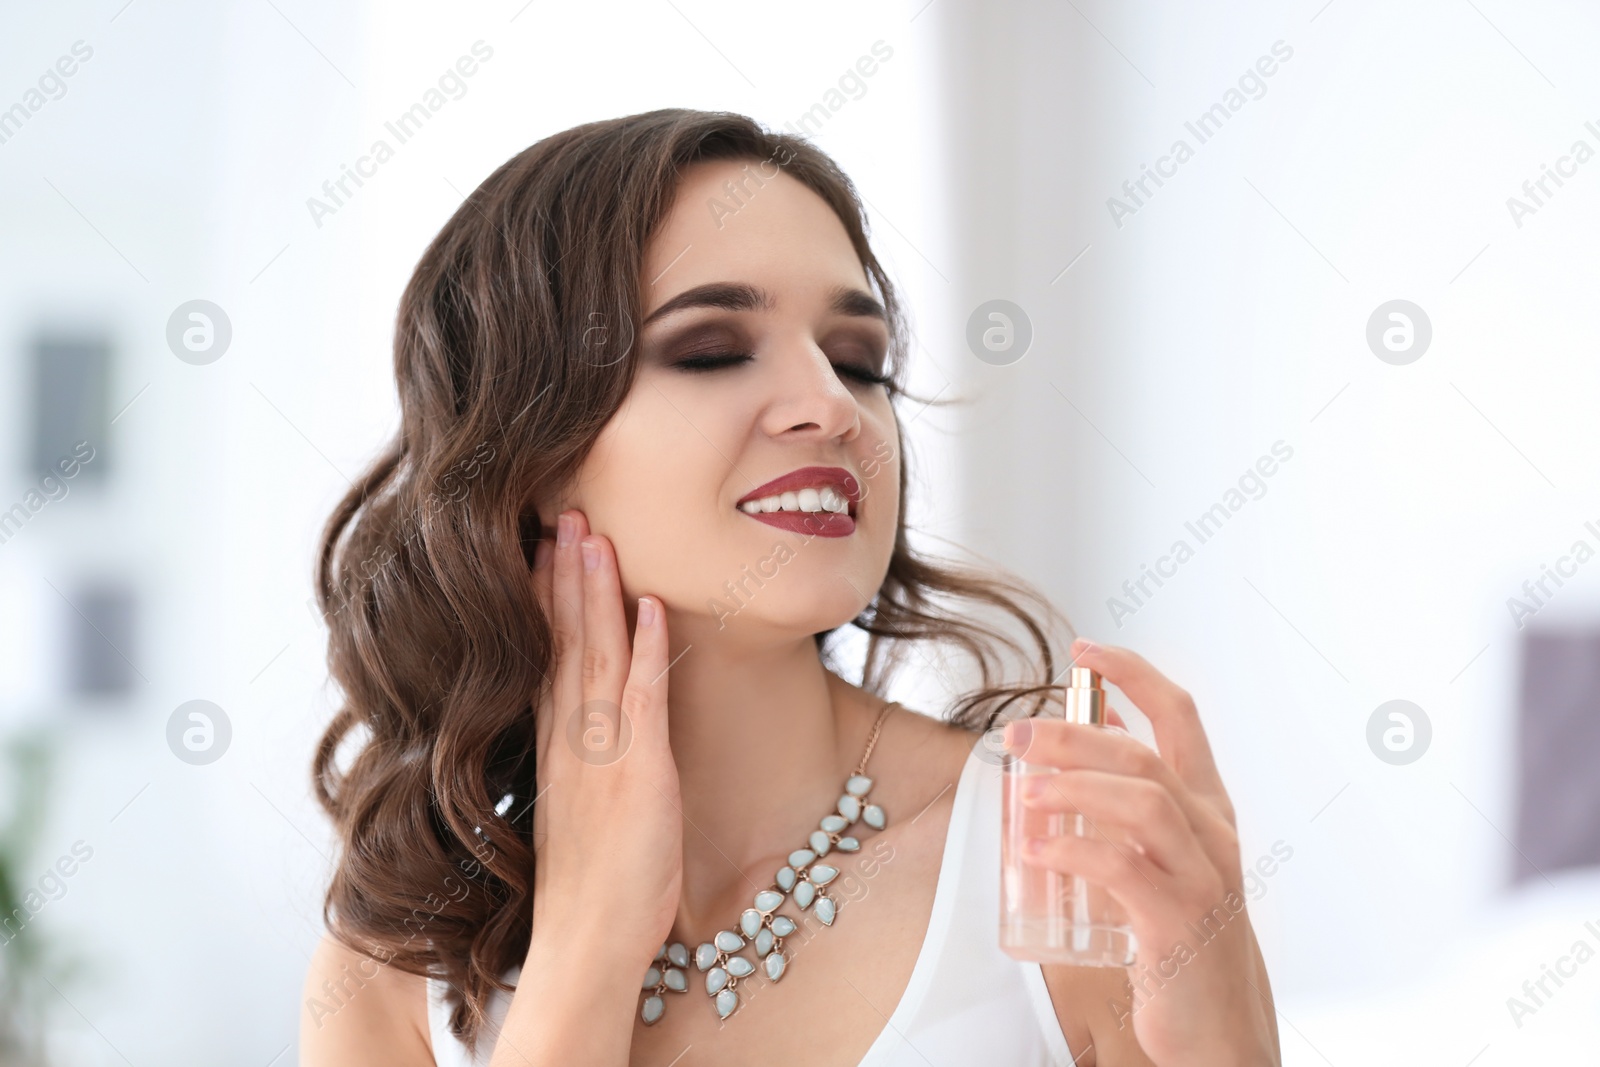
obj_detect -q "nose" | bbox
[760,340,862,443]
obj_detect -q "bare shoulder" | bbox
[299,932,433,1066]
[1039,963,1155,1067]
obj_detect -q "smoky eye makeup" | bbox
[645,319,750,361]
[820,324,890,376]
[642,311,892,386]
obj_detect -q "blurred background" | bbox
[2,0,1598,1063]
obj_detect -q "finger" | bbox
[621,594,670,751]
[1020,834,1224,961]
[1020,829,1168,922]
[579,532,630,706]
[1069,638,1230,813]
[1022,768,1216,885]
[531,535,555,769]
[1010,719,1218,841]
[548,510,587,773]
[1007,718,1238,879]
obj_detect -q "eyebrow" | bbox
[641,282,886,327]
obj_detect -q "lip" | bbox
[736,465,860,538]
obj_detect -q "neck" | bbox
[661,617,881,936]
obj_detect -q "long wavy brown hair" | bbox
[311,107,1078,1055]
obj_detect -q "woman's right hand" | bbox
[527,508,683,968]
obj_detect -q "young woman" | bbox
[298,109,1279,1066]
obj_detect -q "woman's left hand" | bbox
[1007,637,1280,1067]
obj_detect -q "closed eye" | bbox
[670,352,892,388]
[669,352,753,373]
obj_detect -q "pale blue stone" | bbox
[642,995,664,1024]
[838,794,860,822]
[776,865,797,891]
[846,774,873,796]
[794,880,815,908]
[816,896,836,926]
[667,942,689,968]
[715,987,738,1019]
[810,864,838,885]
[821,814,847,833]
[810,830,831,856]
[654,942,668,961]
[695,942,718,970]
[726,956,754,977]
[755,928,774,957]
[642,966,661,989]
[788,848,816,869]
[863,803,886,829]
[754,889,784,913]
[836,836,860,851]
[740,908,763,938]
[714,929,744,952]
[765,951,787,981]
[706,966,728,994]
[664,967,687,992]
[771,915,796,937]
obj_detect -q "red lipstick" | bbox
[736,465,859,537]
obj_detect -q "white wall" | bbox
[934,0,1600,1060]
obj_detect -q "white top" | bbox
[427,743,1078,1066]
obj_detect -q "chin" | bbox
[708,580,869,640]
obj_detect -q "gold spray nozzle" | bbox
[1062,666,1106,726]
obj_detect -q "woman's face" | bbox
[549,157,901,643]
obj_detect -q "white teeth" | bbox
[738,486,852,516]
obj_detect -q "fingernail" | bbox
[1075,637,1097,653]
[1004,720,1032,751]
[581,540,599,572]
[557,514,574,547]
[1023,777,1049,801]
[638,597,655,627]
[1024,837,1045,857]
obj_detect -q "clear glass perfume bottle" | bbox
[999,666,1138,966]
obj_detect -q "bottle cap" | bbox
[1062,666,1106,725]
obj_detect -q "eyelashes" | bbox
[670,352,893,388]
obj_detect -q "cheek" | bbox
[583,411,690,527]
[577,398,734,593]
[858,424,901,524]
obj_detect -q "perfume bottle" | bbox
[999,666,1138,966]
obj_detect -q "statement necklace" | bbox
[640,700,898,1025]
